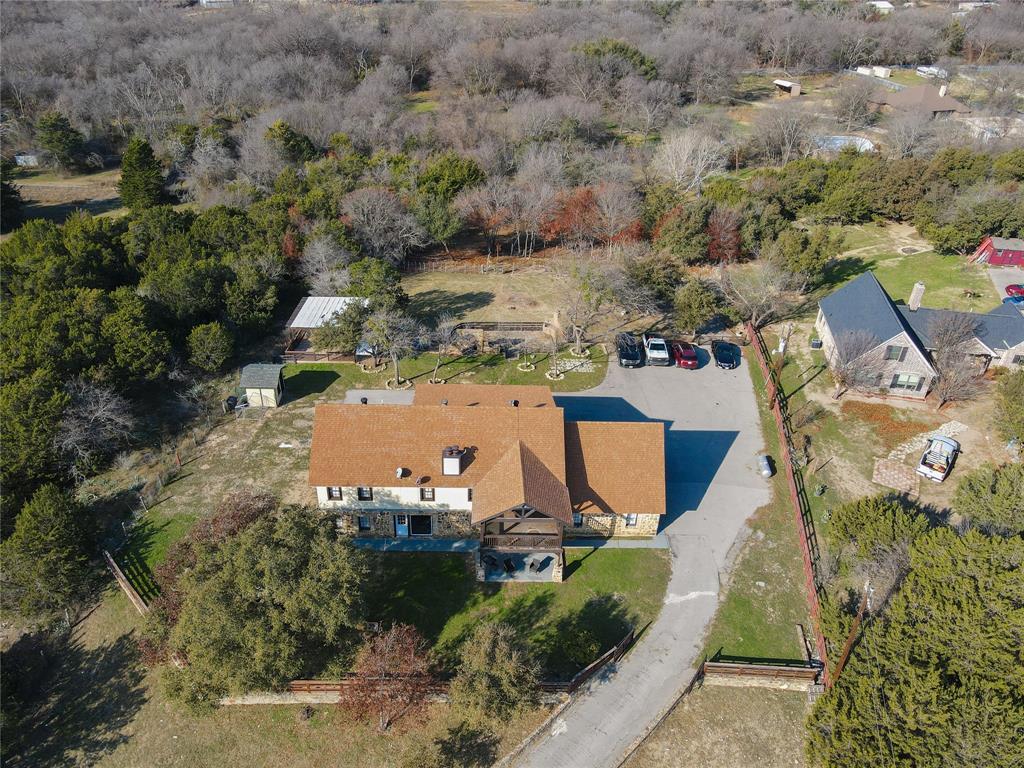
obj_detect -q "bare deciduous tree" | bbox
[832,77,877,131]
[299,235,354,295]
[829,330,885,399]
[365,308,425,385]
[617,76,679,141]
[557,251,614,355]
[54,379,137,481]
[342,188,426,266]
[339,624,435,732]
[430,312,463,383]
[650,128,725,195]
[884,111,934,159]
[716,263,802,329]
[929,312,986,409]
[752,103,817,165]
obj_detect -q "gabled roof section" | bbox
[470,440,573,526]
[819,272,911,353]
[413,383,555,408]
[240,363,284,388]
[565,422,666,517]
[870,85,970,114]
[990,236,1024,251]
[896,305,1024,352]
[308,403,566,489]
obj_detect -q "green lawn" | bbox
[701,355,810,662]
[368,549,671,679]
[829,222,999,312]
[283,347,609,402]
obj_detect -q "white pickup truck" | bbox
[916,436,960,483]
[642,334,671,366]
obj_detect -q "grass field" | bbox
[832,222,999,312]
[402,269,564,323]
[700,355,809,662]
[625,685,809,768]
[370,549,670,678]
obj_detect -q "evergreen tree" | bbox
[994,369,1024,444]
[953,463,1024,536]
[187,321,233,372]
[0,485,94,614]
[35,111,86,170]
[449,622,539,720]
[265,120,317,164]
[118,135,164,211]
[312,301,369,354]
[808,529,1024,768]
[673,279,720,335]
[0,158,22,231]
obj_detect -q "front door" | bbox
[394,514,409,537]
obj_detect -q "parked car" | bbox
[916,436,960,483]
[1005,284,1024,297]
[671,342,699,369]
[1002,295,1024,306]
[711,340,741,369]
[616,333,645,368]
[642,334,672,366]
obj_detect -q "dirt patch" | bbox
[840,400,940,451]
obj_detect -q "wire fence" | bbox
[745,322,831,686]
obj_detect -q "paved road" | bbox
[518,353,771,768]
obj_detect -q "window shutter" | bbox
[890,374,900,389]
[915,376,925,391]
[898,346,907,362]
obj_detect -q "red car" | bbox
[1006,284,1024,297]
[671,342,699,369]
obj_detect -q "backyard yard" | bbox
[402,268,564,323]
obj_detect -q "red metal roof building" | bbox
[971,236,1024,267]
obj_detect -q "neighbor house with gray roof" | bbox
[816,272,1024,400]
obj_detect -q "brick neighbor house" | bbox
[816,272,1024,399]
[308,383,665,582]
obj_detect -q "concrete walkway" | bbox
[517,357,771,768]
[564,535,670,549]
[351,538,479,553]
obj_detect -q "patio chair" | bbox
[503,558,516,574]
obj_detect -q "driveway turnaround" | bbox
[517,354,771,768]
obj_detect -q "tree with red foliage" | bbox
[540,187,599,245]
[707,206,743,264]
[340,623,436,731]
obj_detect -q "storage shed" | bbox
[240,363,285,408]
[971,236,1024,267]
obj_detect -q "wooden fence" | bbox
[745,322,831,685]
[103,550,149,616]
[702,660,821,683]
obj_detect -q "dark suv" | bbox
[711,340,741,369]
[617,333,645,368]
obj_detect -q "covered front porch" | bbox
[476,507,565,582]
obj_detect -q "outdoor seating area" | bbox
[481,552,557,582]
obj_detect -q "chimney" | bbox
[938,84,948,97]
[908,281,926,311]
[442,445,465,476]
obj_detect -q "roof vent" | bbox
[442,445,465,476]
[360,397,368,405]
[441,399,448,406]
[395,467,407,479]
[510,399,519,407]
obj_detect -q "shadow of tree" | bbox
[820,256,869,290]
[407,289,496,322]
[434,721,500,767]
[3,629,147,767]
[535,594,635,680]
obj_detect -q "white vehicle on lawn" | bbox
[916,436,960,483]
[642,334,671,366]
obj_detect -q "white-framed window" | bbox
[419,487,435,501]
[572,511,583,528]
[1013,354,1024,365]
[884,345,907,362]
[357,487,373,501]
[357,515,371,531]
[890,373,924,391]
[326,487,342,501]
[624,513,639,528]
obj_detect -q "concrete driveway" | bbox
[988,266,1023,301]
[518,351,771,768]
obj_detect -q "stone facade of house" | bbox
[566,513,662,538]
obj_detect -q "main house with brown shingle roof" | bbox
[308,383,666,581]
